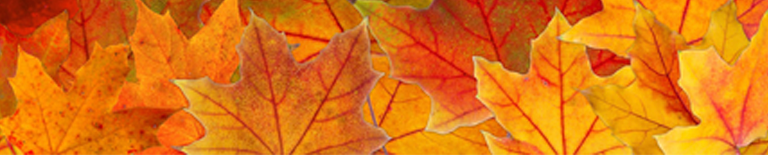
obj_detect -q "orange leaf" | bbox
[363,54,506,154]
[0,44,176,154]
[172,14,388,154]
[0,132,20,154]
[63,0,139,89]
[0,11,72,118]
[186,0,380,62]
[474,11,635,155]
[115,0,241,110]
[581,4,697,154]
[156,111,204,147]
[561,0,727,55]
[735,0,768,38]
[655,13,768,153]
[138,146,185,155]
[695,1,750,65]
[356,0,602,133]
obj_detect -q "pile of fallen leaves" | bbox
[1,0,768,154]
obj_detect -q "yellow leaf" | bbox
[474,10,634,155]
[656,12,768,153]
[695,1,749,65]
[1,44,175,154]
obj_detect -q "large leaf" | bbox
[581,4,698,154]
[356,0,602,133]
[62,0,138,89]
[561,0,728,55]
[474,11,634,155]
[655,11,768,154]
[363,54,506,154]
[115,0,241,110]
[0,44,175,154]
[173,14,388,154]
[0,11,72,118]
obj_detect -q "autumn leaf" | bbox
[0,25,18,118]
[581,4,698,154]
[363,53,506,154]
[115,0,241,110]
[173,0,381,63]
[62,0,138,89]
[0,44,176,154]
[655,12,768,153]
[694,1,749,65]
[138,146,184,155]
[172,13,388,154]
[561,0,727,56]
[370,0,433,9]
[0,0,77,36]
[0,132,20,154]
[741,137,768,154]
[474,10,635,155]
[355,0,602,133]
[0,11,72,118]
[735,0,768,38]
[585,47,630,77]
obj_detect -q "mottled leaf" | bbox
[173,14,388,154]
[0,44,175,154]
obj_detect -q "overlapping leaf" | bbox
[0,44,175,154]
[655,11,768,153]
[115,0,241,110]
[173,14,388,154]
[0,11,72,118]
[363,54,506,154]
[64,0,139,83]
[735,0,768,38]
[694,2,749,65]
[356,0,602,133]
[0,0,77,36]
[561,0,729,55]
[474,11,635,155]
[581,4,698,154]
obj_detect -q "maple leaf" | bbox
[0,0,77,36]
[474,10,635,155]
[174,0,382,63]
[0,11,72,118]
[172,14,388,154]
[355,0,602,133]
[61,0,139,89]
[0,132,20,154]
[0,44,176,154]
[560,0,728,56]
[655,12,768,153]
[741,137,768,154]
[115,0,242,110]
[580,4,699,154]
[694,1,749,65]
[363,54,507,154]
[585,47,630,77]
[735,0,768,38]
